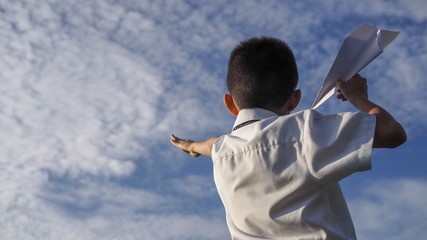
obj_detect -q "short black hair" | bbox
[226,36,298,111]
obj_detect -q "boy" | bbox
[170,36,406,239]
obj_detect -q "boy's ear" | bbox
[224,94,239,116]
[287,89,301,112]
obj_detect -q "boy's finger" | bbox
[170,134,183,143]
[181,149,200,157]
[190,152,201,157]
[337,93,347,101]
[170,135,183,146]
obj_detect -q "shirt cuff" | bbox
[357,114,376,171]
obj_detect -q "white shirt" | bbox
[212,108,375,240]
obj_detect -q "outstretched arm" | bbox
[170,134,217,157]
[336,74,407,148]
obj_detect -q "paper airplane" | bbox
[311,24,399,109]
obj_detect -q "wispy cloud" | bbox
[170,174,217,198]
[0,0,426,239]
[1,179,228,240]
[349,178,427,240]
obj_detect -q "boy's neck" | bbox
[237,107,291,117]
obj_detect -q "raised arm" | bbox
[336,74,407,148]
[170,134,217,157]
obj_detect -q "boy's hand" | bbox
[170,134,201,157]
[336,74,369,106]
[336,74,407,148]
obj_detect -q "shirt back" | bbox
[212,108,375,240]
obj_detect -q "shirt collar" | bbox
[232,108,278,131]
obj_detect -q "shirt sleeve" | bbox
[302,110,376,184]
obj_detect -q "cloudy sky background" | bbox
[1,0,426,239]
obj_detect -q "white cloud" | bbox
[1,179,229,240]
[171,174,217,198]
[0,0,426,239]
[1,1,231,238]
[352,0,427,23]
[349,178,427,240]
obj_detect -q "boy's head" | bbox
[225,36,300,115]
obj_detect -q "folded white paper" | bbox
[311,24,399,109]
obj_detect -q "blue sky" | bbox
[0,0,426,239]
